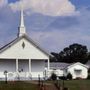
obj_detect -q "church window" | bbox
[22,42,25,49]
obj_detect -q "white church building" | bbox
[0,5,50,80]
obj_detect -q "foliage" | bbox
[59,76,67,80]
[88,68,90,73]
[50,73,57,81]
[67,73,72,80]
[87,73,90,79]
[50,55,57,62]
[51,43,89,64]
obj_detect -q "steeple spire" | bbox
[18,0,26,37]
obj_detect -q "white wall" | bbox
[0,59,16,72]
[67,65,88,79]
[0,59,46,79]
[46,69,64,78]
[0,38,49,60]
[31,60,45,72]
[0,59,16,79]
[0,37,49,80]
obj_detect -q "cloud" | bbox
[30,28,90,52]
[48,16,79,29]
[9,0,77,16]
[0,0,8,7]
[27,7,90,52]
[0,1,90,52]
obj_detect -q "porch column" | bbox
[29,59,31,73]
[16,59,18,72]
[47,59,50,70]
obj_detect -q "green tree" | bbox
[51,43,88,64]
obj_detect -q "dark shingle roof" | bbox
[45,62,70,70]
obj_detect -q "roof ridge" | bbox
[0,35,51,57]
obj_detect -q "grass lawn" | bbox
[0,81,38,90]
[0,80,90,90]
[59,79,90,90]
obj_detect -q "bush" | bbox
[88,68,90,73]
[59,76,67,80]
[67,73,72,80]
[87,74,90,79]
[50,73,57,80]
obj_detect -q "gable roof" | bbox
[0,35,51,57]
[66,62,89,69]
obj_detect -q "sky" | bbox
[0,0,90,53]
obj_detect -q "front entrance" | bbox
[18,60,29,80]
[18,59,29,72]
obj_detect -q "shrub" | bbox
[59,76,67,80]
[67,73,72,80]
[50,73,57,80]
[87,74,90,79]
[88,68,90,73]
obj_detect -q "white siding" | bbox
[31,60,45,72]
[0,38,48,59]
[46,69,64,78]
[67,64,88,79]
[0,59,16,72]
[0,59,46,79]
[0,59,16,79]
[0,37,49,80]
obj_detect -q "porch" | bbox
[0,58,49,80]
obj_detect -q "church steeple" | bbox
[18,0,26,37]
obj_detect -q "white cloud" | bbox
[0,0,8,7]
[30,29,90,52]
[29,30,74,51]
[1,1,90,52]
[9,0,77,16]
